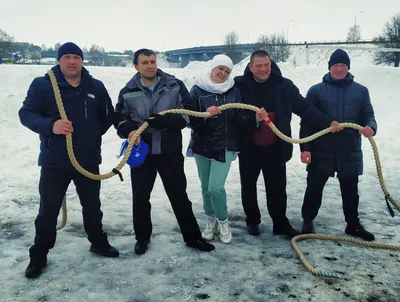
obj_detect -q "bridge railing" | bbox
[164,40,390,55]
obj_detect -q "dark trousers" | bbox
[301,168,360,225]
[130,153,201,242]
[238,145,290,228]
[30,166,104,257]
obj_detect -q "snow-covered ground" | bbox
[0,54,399,302]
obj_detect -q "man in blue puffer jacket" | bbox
[300,49,377,241]
[19,42,119,279]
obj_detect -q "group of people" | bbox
[19,42,377,279]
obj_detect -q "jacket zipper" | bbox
[84,100,88,118]
[223,95,228,150]
[46,137,51,151]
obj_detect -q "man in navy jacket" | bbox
[19,42,119,279]
[300,49,377,241]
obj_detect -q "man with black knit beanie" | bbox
[19,42,119,279]
[300,49,377,241]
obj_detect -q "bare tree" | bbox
[222,31,241,63]
[257,33,290,62]
[224,31,239,46]
[54,42,61,51]
[373,13,400,67]
[0,29,15,62]
[88,44,106,65]
[31,51,41,63]
[346,25,361,42]
[257,34,269,45]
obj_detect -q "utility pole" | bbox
[287,20,294,43]
[354,11,363,27]
[247,25,254,43]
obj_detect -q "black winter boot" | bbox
[247,224,260,236]
[301,221,315,234]
[273,224,301,239]
[345,224,375,241]
[90,234,119,257]
[134,239,150,255]
[25,255,47,278]
[187,238,215,252]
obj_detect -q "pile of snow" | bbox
[287,44,378,67]
[40,57,57,65]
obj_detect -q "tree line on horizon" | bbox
[1,13,399,67]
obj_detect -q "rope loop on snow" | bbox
[291,234,400,278]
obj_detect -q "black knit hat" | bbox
[133,48,156,65]
[57,42,84,61]
[328,49,350,70]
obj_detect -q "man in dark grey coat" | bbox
[114,49,215,255]
[300,49,377,241]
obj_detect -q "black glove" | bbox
[145,114,171,129]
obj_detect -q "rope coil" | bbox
[291,234,400,278]
[47,70,400,276]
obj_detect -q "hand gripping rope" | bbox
[48,70,400,278]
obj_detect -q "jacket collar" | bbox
[322,72,354,85]
[127,68,169,90]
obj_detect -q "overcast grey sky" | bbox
[1,0,399,52]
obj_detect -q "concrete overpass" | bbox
[164,40,384,67]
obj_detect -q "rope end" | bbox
[112,168,124,182]
[318,270,345,279]
[385,195,395,217]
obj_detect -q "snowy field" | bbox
[0,49,399,301]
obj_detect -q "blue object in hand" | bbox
[119,139,149,168]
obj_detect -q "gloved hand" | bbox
[145,113,186,130]
[145,114,171,129]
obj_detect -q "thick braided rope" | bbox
[57,196,67,230]
[47,70,399,216]
[291,234,400,278]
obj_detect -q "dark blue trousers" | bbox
[238,144,290,228]
[301,168,360,225]
[130,153,201,243]
[29,166,105,257]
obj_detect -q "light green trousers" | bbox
[194,152,235,220]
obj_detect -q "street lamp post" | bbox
[287,20,294,43]
[247,25,254,44]
[354,11,363,27]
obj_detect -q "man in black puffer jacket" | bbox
[300,49,377,241]
[235,50,342,239]
[114,49,215,255]
[19,42,119,279]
